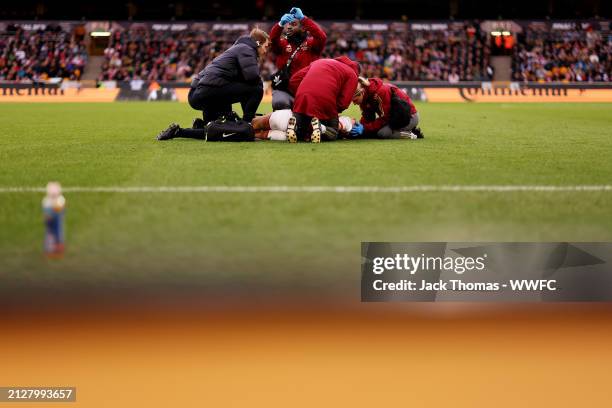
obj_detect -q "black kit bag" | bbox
[270,42,304,92]
[388,87,413,130]
[204,114,255,142]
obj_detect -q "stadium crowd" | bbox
[321,23,493,81]
[99,28,239,82]
[2,22,611,83]
[99,23,494,82]
[0,24,88,82]
[513,28,611,82]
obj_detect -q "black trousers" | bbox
[188,82,263,122]
[294,113,339,142]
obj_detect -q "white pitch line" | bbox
[0,185,611,193]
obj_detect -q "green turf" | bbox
[0,102,611,290]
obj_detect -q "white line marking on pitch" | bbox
[0,185,611,193]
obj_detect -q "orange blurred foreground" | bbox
[1,304,611,407]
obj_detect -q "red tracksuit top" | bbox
[359,78,418,133]
[289,56,360,120]
[269,17,327,79]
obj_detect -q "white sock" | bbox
[268,130,287,141]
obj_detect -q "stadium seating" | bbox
[513,27,611,82]
[0,24,88,82]
[2,22,610,83]
[99,23,494,82]
[101,23,609,83]
[98,29,240,82]
[322,23,493,81]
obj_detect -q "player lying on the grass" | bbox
[157,28,269,141]
[285,56,360,143]
[350,77,424,140]
[269,7,326,111]
[252,110,354,140]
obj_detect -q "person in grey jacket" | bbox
[156,28,270,141]
[189,28,270,123]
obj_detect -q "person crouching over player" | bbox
[350,77,424,140]
[252,109,354,141]
[157,28,269,141]
[285,56,359,143]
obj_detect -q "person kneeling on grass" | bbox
[156,28,270,141]
[269,7,327,111]
[283,56,360,143]
[252,109,354,141]
[349,77,424,140]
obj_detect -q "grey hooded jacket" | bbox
[192,36,262,88]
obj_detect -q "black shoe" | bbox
[413,127,425,139]
[157,123,180,141]
[192,118,205,129]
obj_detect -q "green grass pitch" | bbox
[0,102,611,291]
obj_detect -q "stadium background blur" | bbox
[0,0,610,86]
